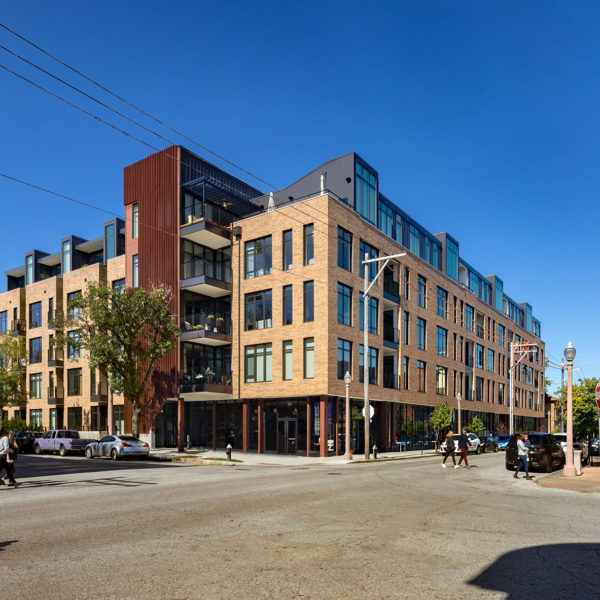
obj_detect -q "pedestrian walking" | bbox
[514,433,533,480]
[0,427,18,487]
[441,430,457,468]
[457,428,472,468]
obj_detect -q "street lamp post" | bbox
[457,393,462,434]
[343,371,352,460]
[562,341,577,477]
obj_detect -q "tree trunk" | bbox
[132,403,140,438]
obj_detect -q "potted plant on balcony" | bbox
[192,324,203,331]
[207,314,216,331]
[216,317,225,333]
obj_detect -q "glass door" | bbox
[277,418,297,454]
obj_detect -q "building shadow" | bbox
[0,540,17,552]
[468,543,600,599]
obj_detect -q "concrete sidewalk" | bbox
[537,461,600,494]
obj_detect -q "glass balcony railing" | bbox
[181,315,232,335]
[180,368,232,392]
[181,259,231,283]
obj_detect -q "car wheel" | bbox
[476,445,481,455]
[111,448,119,461]
[505,462,515,471]
[545,453,553,473]
[34,444,41,455]
[85,447,94,459]
[494,446,498,453]
[59,445,66,457]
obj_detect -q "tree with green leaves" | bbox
[0,333,27,428]
[55,283,180,437]
[466,416,485,435]
[556,377,599,440]
[429,401,453,449]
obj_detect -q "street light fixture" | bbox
[456,393,462,433]
[563,341,577,477]
[343,371,352,461]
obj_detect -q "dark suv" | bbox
[505,433,564,473]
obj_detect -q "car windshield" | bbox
[528,434,546,446]
[498,436,511,441]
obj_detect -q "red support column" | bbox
[320,396,328,458]
[242,399,249,453]
[257,399,264,454]
[212,402,217,450]
[177,397,185,452]
[335,397,340,456]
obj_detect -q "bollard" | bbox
[372,444,377,459]
[226,443,232,461]
[186,434,191,450]
[574,449,582,475]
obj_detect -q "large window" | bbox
[303,281,314,322]
[476,377,484,402]
[26,254,33,286]
[105,223,115,260]
[182,240,231,282]
[417,275,426,308]
[303,338,314,379]
[446,239,458,281]
[359,240,378,282]
[337,283,352,326]
[245,290,272,330]
[464,304,474,331]
[0,311,6,335]
[436,327,447,357]
[337,227,352,271]
[403,267,409,299]
[476,344,484,369]
[112,278,125,294]
[29,337,42,364]
[68,407,83,431]
[282,286,293,325]
[132,254,138,288]
[282,230,292,271]
[29,301,42,328]
[283,341,293,380]
[436,287,447,318]
[498,324,505,347]
[337,339,352,379]
[378,201,394,237]
[68,368,82,396]
[403,311,409,345]
[436,366,447,396]
[304,224,314,266]
[359,293,378,334]
[359,345,378,384]
[487,349,495,373]
[62,240,71,274]
[245,236,272,278]
[67,291,82,319]
[67,330,82,359]
[245,344,272,382]
[403,356,409,390]
[132,203,139,239]
[29,373,42,399]
[356,162,377,224]
[409,225,420,255]
[417,361,426,392]
[30,409,42,428]
[417,318,426,350]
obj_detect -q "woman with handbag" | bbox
[0,427,18,487]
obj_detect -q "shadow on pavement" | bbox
[0,541,17,552]
[10,477,157,489]
[469,543,600,599]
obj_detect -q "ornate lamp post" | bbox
[343,371,353,460]
[562,342,577,477]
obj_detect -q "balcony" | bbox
[48,385,64,404]
[181,218,232,251]
[383,275,400,304]
[181,317,231,347]
[11,319,24,336]
[383,372,399,390]
[383,327,399,350]
[180,368,232,395]
[47,348,63,368]
[90,381,108,403]
[47,310,63,330]
[181,259,232,298]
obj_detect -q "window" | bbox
[283,341,293,380]
[303,281,314,322]
[476,377,484,402]
[303,224,314,265]
[68,407,83,431]
[498,324,505,347]
[112,278,125,294]
[359,345,378,384]
[378,201,394,237]
[105,223,115,260]
[337,227,352,271]
[447,239,458,281]
[0,311,6,335]
[30,409,42,428]
[282,230,292,270]
[356,162,377,224]
[417,361,426,392]
[245,290,272,330]
[476,344,484,369]
[62,240,71,274]
[303,338,314,379]
[29,337,42,364]
[464,304,474,331]
[417,318,426,350]
[436,287,447,318]
[26,254,33,286]
[132,203,139,239]
[498,382,504,405]
[487,349,494,373]
[29,373,42,399]
[359,240,378,282]
[68,368,82,396]
[245,343,272,382]
[476,312,484,339]
[282,286,293,325]
[403,267,409,299]
[359,293,378,334]
[403,356,409,390]
[436,327,447,357]
[337,339,352,379]
[403,311,409,345]
[67,330,82,359]
[409,225,420,255]
[245,236,272,278]
[29,301,42,328]
[417,275,426,308]
[436,366,447,396]
[132,254,139,288]
[337,283,352,326]
[67,291,82,319]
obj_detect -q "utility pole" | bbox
[362,251,406,460]
[561,364,565,433]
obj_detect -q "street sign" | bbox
[596,383,600,409]
[362,404,374,421]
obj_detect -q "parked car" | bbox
[590,437,599,456]
[478,435,498,453]
[13,431,43,453]
[85,435,150,460]
[552,433,589,464]
[497,435,511,450]
[505,433,563,473]
[440,433,481,454]
[34,430,97,456]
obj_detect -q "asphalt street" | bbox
[2,452,598,600]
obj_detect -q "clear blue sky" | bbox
[1,1,599,392]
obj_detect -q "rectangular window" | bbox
[403,267,409,299]
[68,407,83,431]
[282,285,293,325]
[337,283,352,326]
[476,312,484,339]
[464,304,474,331]
[476,344,484,369]
[132,254,139,288]
[436,366,447,396]
[436,327,447,357]
[67,330,82,359]
[29,337,42,364]
[282,230,292,271]
[245,236,272,278]
[359,240,378,282]
[417,318,426,350]
[29,373,42,399]
[487,349,494,373]
[303,281,314,322]
[498,324,505,347]
[359,293,378,334]
[417,275,426,308]
[403,356,409,390]
[245,343,272,382]
[283,340,293,380]
[403,311,409,345]
[245,290,272,330]
[446,239,458,281]
[0,311,6,335]
[337,339,352,379]
[476,376,484,402]
[105,223,115,260]
[62,240,71,274]
[303,338,314,379]
[337,227,352,271]
[132,203,139,239]
[29,301,42,328]
[67,368,82,396]
[417,360,426,392]
[409,224,420,255]
[378,200,394,237]
[355,162,377,224]
[359,345,378,384]
[26,254,34,286]
[112,278,125,294]
[436,287,447,318]
[304,224,314,266]
[67,291,82,319]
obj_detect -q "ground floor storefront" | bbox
[153,397,543,456]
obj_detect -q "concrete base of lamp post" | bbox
[343,451,353,461]
[562,464,577,477]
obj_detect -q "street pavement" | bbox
[3,451,599,600]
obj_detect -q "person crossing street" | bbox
[457,428,472,469]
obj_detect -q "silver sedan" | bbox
[85,435,150,460]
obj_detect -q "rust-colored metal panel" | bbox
[123,146,181,434]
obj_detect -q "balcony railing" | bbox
[48,385,64,401]
[180,368,232,393]
[90,381,107,399]
[181,259,231,283]
[181,315,232,335]
[383,277,400,301]
[383,372,398,390]
[11,320,24,335]
[383,327,399,345]
[48,348,63,366]
[47,310,63,329]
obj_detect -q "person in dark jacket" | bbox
[457,428,472,468]
[441,430,457,468]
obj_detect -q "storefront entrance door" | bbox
[277,418,297,454]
